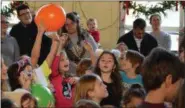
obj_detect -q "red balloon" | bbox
[35,4,66,31]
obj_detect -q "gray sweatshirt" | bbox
[1,35,20,66]
[150,31,171,51]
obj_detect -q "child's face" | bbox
[59,54,70,72]
[117,44,127,54]
[99,54,115,73]
[121,56,133,71]
[87,21,97,31]
[90,76,108,101]
[126,97,143,107]
[1,59,8,80]
[22,98,35,108]
[18,65,33,88]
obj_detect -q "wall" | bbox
[28,1,120,49]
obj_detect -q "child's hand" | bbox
[59,33,69,47]
[48,32,59,42]
[83,40,93,52]
[68,77,79,85]
[37,20,46,33]
[47,101,54,108]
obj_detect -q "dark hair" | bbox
[1,98,14,108]
[133,18,146,29]
[76,58,93,77]
[149,14,161,24]
[142,47,185,92]
[21,93,38,108]
[173,81,185,108]
[74,99,101,108]
[16,4,29,16]
[7,59,31,91]
[179,36,185,55]
[63,12,85,45]
[123,84,145,106]
[94,51,123,101]
[126,50,144,74]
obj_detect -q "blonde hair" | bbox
[74,74,99,104]
[87,18,97,25]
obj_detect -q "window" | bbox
[120,1,181,51]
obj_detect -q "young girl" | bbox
[120,50,144,96]
[21,93,38,108]
[94,51,123,107]
[49,33,78,108]
[74,74,108,104]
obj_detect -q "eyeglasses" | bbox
[19,12,30,17]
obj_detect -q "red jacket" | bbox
[88,30,100,43]
[50,56,74,108]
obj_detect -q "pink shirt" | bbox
[50,56,74,108]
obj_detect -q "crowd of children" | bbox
[1,4,185,108]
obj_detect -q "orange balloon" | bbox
[35,4,66,32]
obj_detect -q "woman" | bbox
[62,12,98,74]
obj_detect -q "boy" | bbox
[138,47,185,108]
[87,18,100,44]
[120,50,144,92]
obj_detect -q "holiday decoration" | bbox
[122,1,185,18]
[1,1,28,17]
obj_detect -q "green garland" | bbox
[1,1,28,17]
[123,1,185,18]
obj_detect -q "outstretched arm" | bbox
[31,22,45,68]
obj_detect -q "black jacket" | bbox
[117,30,158,56]
[10,20,51,65]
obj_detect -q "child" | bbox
[76,58,93,77]
[21,93,37,108]
[138,47,185,108]
[49,33,78,108]
[123,84,145,108]
[87,18,100,44]
[116,42,128,56]
[120,50,144,94]
[74,74,108,104]
[75,99,101,108]
[94,51,123,107]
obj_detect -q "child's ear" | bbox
[165,74,172,88]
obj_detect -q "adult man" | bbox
[10,4,51,65]
[150,14,171,51]
[117,18,158,56]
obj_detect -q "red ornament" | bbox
[123,1,131,15]
[176,1,178,11]
[181,1,185,9]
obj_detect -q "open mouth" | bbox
[64,64,69,68]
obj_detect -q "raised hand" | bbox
[83,40,93,52]
[48,32,60,42]
[36,20,46,33]
[59,33,69,47]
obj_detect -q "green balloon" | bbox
[31,84,55,107]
